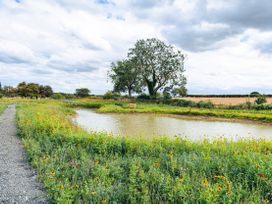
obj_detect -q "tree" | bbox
[171,87,188,97]
[128,38,186,98]
[75,88,90,98]
[250,91,261,97]
[40,85,53,98]
[109,59,142,97]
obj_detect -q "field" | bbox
[184,97,272,105]
[8,99,272,203]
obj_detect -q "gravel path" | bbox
[0,105,48,204]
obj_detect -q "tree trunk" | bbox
[128,89,132,97]
[146,80,156,98]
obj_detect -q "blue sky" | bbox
[0,0,272,94]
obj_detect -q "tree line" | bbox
[0,82,53,98]
[108,38,187,98]
[0,82,92,99]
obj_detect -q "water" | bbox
[74,109,272,141]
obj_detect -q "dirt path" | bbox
[0,105,48,204]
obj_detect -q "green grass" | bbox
[17,102,272,203]
[69,100,272,123]
[0,105,7,114]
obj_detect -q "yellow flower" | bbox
[217,187,223,191]
[203,178,209,188]
[214,175,226,180]
[50,171,56,176]
[90,191,97,196]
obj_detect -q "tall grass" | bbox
[17,103,272,203]
[0,105,7,114]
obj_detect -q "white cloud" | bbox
[0,0,272,94]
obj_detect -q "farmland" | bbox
[184,97,272,106]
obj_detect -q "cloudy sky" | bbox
[0,0,272,94]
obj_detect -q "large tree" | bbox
[129,38,186,98]
[109,58,142,96]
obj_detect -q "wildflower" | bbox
[154,161,160,168]
[50,171,56,176]
[214,175,226,180]
[90,191,97,196]
[203,178,209,188]
[217,187,223,191]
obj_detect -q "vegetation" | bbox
[109,38,186,98]
[255,95,267,105]
[0,105,6,114]
[0,82,53,98]
[67,100,272,123]
[109,59,142,97]
[75,88,91,98]
[16,101,272,203]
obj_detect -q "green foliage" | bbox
[103,91,121,100]
[255,95,267,105]
[129,38,186,98]
[109,59,142,96]
[1,82,53,98]
[137,93,151,100]
[75,88,90,98]
[52,93,65,100]
[250,91,261,97]
[172,87,188,97]
[16,103,272,203]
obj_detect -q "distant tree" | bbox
[171,87,188,97]
[103,91,121,100]
[75,88,90,98]
[250,91,261,97]
[128,38,186,98]
[2,86,16,97]
[109,58,142,97]
[255,95,267,104]
[40,85,53,98]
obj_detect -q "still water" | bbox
[74,109,272,141]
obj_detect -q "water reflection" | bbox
[73,109,272,141]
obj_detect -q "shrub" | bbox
[255,95,267,105]
[103,91,121,100]
[137,93,151,100]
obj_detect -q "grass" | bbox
[0,104,7,114]
[68,100,272,123]
[16,101,272,203]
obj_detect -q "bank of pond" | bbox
[13,101,272,203]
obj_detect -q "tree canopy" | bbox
[75,88,90,98]
[109,38,186,98]
[0,82,53,98]
[109,59,142,96]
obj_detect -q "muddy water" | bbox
[74,109,272,141]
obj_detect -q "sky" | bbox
[0,0,272,94]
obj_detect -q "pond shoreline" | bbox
[79,108,272,127]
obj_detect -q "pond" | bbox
[74,109,272,141]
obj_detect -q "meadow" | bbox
[11,99,272,203]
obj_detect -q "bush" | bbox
[52,93,65,100]
[196,101,214,109]
[255,95,267,105]
[137,93,151,100]
[103,91,121,100]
